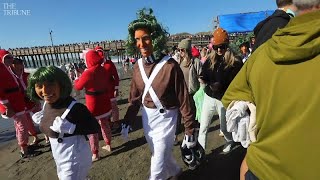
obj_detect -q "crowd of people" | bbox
[0,0,319,179]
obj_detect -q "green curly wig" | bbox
[126,8,169,59]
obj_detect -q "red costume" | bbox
[0,50,26,115]
[0,50,29,148]
[95,46,120,122]
[74,50,112,118]
[74,50,113,156]
[95,46,120,97]
[11,69,39,137]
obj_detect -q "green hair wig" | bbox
[126,8,169,59]
[27,66,72,102]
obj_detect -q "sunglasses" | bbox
[179,49,185,52]
[213,44,228,50]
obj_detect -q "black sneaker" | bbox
[20,150,41,159]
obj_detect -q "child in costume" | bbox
[27,66,100,180]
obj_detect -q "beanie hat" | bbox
[178,38,192,50]
[212,28,229,45]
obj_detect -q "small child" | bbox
[27,66,100,180]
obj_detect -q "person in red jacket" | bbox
[95,46,120,130]
[74,50,113,161]
[10,57,42,145]
[0,50,31,157]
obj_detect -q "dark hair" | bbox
[293,0,320,10]
[239,41,250,49]
[13,57,24,64]
[276,0,293,7]
[27,66,72,101]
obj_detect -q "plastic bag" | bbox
[193,85,205,122]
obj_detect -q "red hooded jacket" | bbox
[0,50,26,115]
[95,46,120,101]
[74,50,112,118]
[12,70,37,111]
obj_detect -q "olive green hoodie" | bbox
[222,10,320,180]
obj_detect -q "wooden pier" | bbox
[8,37,211,68]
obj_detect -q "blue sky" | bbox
[0,0,276,49]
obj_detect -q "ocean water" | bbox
[0,57,129,144]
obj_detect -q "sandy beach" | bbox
[0,68,245,180]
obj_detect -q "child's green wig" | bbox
[27,66,72,102]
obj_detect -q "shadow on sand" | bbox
[179,144,246,180]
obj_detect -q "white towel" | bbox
[226,101,257,148]
[226,101,248,132]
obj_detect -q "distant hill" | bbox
[170,31,212,37]
[194,31,212,36]
[170,32,192,37]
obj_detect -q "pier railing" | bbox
[8,38,211,68]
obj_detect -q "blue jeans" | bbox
[245,170,259,180]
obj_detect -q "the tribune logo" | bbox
[2,1,31,16]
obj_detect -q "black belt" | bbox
[85,90,106,96]
[52,132,73,140]
[57,133,75,143]
[57,134,89,143]
[4,87,20,94]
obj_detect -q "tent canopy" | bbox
[218,10,274,33]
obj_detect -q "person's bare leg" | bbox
[240,155,248,180]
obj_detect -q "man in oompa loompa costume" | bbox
[121,8,204,180]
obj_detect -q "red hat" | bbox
[85,50,103,68]
[94,46,104,59]
[0,49,12,63]
[212,28,229,45]
[95,46,103,51]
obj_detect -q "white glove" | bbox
[121,123,132,142]
[32,110,44,124]
[50,116,76,134]
[181,134,197,149]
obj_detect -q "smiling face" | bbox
[35,81,61,104]
[134,28,153,57]
[179,48,186,58]
[240,45,249,55]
